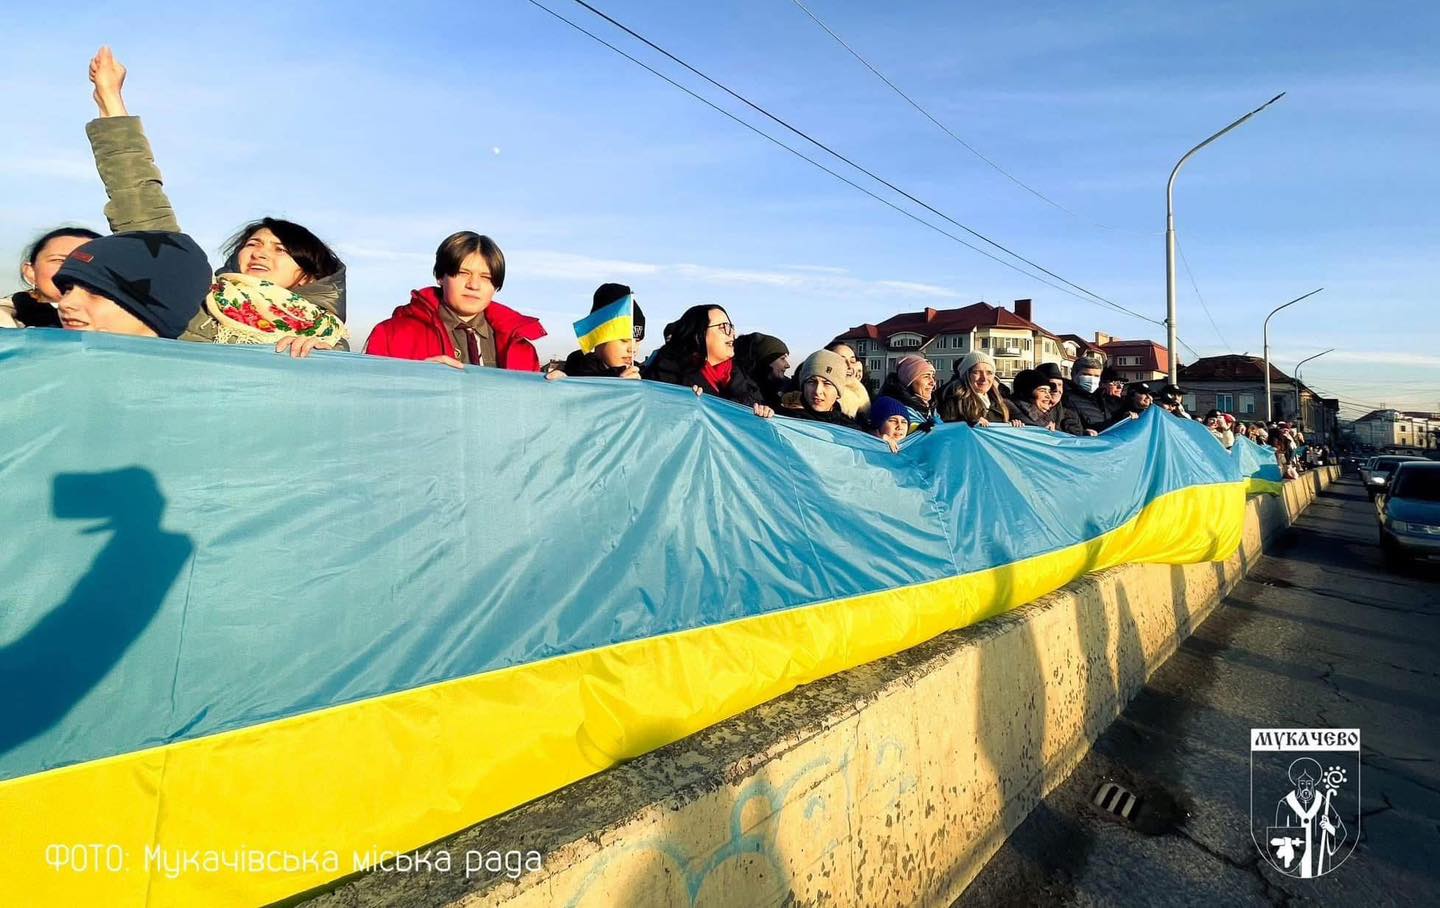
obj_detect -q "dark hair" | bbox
[226,218,342,281]
[433,231,505,290]
[825,341,854,355]
[24,226,101,266]
[659,304,727,364]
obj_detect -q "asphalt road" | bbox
[960,476,1440,907]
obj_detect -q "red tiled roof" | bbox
[1098,339,1170,374]
[832,302,1060,347]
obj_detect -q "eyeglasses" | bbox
[707,321,735,336]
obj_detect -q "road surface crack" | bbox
[1316,661,1356,705]
[1172,827,1293,906]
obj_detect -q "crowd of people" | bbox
[0,49,1319,476]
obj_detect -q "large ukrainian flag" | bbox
[0,332,1245,906]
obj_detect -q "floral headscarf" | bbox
[204,273,348,346]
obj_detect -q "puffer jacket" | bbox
[86,116,350,348]
[562,349,629,378]
[364,287,544,372]
[1048,400,1086,436]
[1065,381,1116,432]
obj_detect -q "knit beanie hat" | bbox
[897,354,935,389]
[955,350,996,380]
[590,283,645,337]
[55,232,210,339]
[868,395,910,431]
[798,349,847,390]
[750,334,789,370]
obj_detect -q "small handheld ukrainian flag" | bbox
[573,294,635,353]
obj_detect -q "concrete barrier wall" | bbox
[306,467,1337,908]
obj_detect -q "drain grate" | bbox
[1092,781,1141,820]
[1255,576,1296,589]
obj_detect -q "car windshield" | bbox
[1392,468,1440,502]
[1376,458,1425,476]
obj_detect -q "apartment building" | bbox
[832,299,1069,393]
[1178,354,1339,440]
[1350,409,1440,453]
[1095,333,1170,383]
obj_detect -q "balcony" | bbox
[994,346,1023,357]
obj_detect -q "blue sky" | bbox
[3,0,1436,416]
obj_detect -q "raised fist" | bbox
[89,46,129,116]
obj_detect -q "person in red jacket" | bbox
[364,231,545,370]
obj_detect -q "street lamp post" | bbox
[1293,348,1335,434]
[1166,92,1286,384]
[1263,288,1324,421]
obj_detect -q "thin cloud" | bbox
[0,154,98,182]
[1275,350,1440,370]
[513,250,961,300]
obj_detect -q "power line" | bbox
[785,0,1157,237]
[1174,237,1232,352]
[522,0,1153,315]
[556,0,1162,327]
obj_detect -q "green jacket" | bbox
[85,116,349,348]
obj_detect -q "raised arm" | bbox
[85,47,181,234]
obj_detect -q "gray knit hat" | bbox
[798,349,847,389]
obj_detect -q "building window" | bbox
[1240,393,1255,414]
[1217,393,1234,411]
[981,338,990,350]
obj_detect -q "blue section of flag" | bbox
[0,331,1240,782]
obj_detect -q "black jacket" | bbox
[782,401,861,430]
[1050,401,1086,436]
[1065,382,1117,432]
[7,291,61,328]
[562,349,628,378]
[642,350,763,406]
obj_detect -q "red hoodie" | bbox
[364,287,545,372]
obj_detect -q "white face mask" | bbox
[1075,374,1100,394]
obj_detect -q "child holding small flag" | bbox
[546,283,645,380]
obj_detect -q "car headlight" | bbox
[1369,476,1384,483]
[1390,520,1410,533]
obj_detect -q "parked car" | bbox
[1378,462,1440,566]
[1360,455,1428,498]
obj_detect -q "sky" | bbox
[3,0,1437,417]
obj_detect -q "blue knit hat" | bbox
[869,395,910,431]
[55,231,210,339]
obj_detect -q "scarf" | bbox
[204,273,349,346]
[700,358,735,394]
